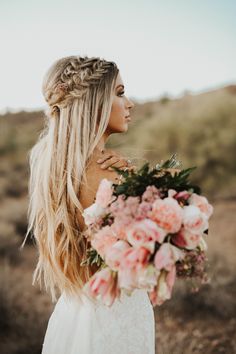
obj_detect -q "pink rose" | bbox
[95,178,116,208]
[104,240,131,271]
[142,185,160,203]
[154,243,184,271]
[126,219,167,253]
[150,197,183,233]
[148,266,176,306]
[172,227,201,250]
[120,247,150,270]
[135,201,153,220]
[110,216,133,241]
[84,267,120,307]
[91,225,118,258]
[183,205,208,233]
[188,193,213,218]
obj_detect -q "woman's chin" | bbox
[111,123,129,134]
[122,122,129,132]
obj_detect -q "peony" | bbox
[182,205,208,233]
[150,197,183,233]
[126,219,167,253]
[172,227,201,250]
[84,267,120,307]
[141,185,160,203]
[110,216,134,241]
[135,201,153,220]
[104,240,131,271]
[91,225,118,258]
[95,178,116,208]
[154,243,184,271]
[188,193,213,218]
[82,203,106,226]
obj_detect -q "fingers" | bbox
[96,152,114,164]
[96,150,128,169]
[100,156,121,169]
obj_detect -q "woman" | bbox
[25,55,155,353]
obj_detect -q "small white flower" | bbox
[199,236,208,251]
[82,203,106,226]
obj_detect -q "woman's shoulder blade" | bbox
[79,159,120,209]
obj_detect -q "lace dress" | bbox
[41,287,155,354]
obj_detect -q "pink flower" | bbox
[174,190,191,201]
[95,178,116,208]
[110,216,133,241]
[148,266,176,306]
[120,247,150,270]
[154,243,184,271]
[104,240,131,271]
[91,225,118,258]
[172,227,201,250]
[109,195,140,218]
[142,185,160,203]
[150,197,183,233]
[182,205,208,233]
[126,219,167,253]
[188,193,213,218]
[84,267,120,307]
[135,201,153,220]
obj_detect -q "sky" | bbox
[0,0,235,112]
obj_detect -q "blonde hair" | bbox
[23,55,119,302]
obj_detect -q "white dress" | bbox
[42,287,155,354]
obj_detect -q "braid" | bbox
[44,56,117,110]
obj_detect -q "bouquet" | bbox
[80,154,213,307]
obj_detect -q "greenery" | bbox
[112,153,201,197]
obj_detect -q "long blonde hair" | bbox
[23,55,119,301]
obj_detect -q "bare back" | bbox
[77,150,122,232]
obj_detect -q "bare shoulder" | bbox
[79,155,121,210]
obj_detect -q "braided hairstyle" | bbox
[24,55,119,302]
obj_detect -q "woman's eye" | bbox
[118,91,125,97]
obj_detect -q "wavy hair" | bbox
[23,55,119,302]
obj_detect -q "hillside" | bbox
[0,84,236,353]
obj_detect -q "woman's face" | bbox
[106,72,134,134]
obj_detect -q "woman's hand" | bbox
[96,149,136,172]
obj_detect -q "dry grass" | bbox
[1,85,236,353]
[0,200,235,354]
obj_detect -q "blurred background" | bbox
[0,0,236,353]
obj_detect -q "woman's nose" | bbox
[126,97,135,109]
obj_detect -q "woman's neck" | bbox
[95,131,110,152]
